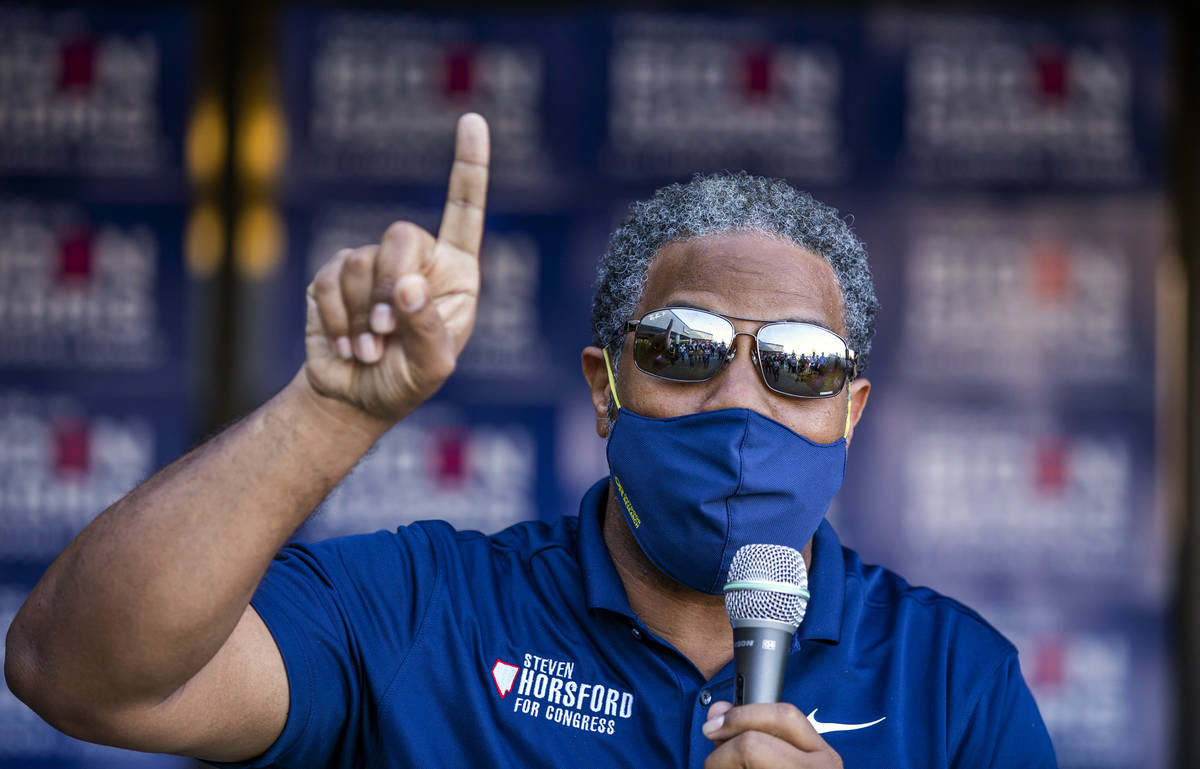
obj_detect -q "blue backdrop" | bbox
[0,5,1173,768]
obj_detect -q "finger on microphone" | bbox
[701,702,826,751]
[702,701,734,737]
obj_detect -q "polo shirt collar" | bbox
[578,477,636,618]
[576,476,846,645]
[795,519,845,645]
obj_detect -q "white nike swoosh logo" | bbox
[807,708,886,735]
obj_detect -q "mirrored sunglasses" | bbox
[624,307,856,399]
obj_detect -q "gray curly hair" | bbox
[591,172,879,383]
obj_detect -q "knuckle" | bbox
[746,729,775,754]
[312,269,339,297]
[383,220,422,246]
[775,702,799,723]
[731,731,764,760]
[344,247,374,275]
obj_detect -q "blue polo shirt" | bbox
[221,478,1056,768]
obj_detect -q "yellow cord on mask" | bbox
[602,348,622,411]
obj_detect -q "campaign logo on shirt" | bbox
[491,659,519,697]
[492,651,635,736]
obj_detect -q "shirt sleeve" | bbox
[204,525,442,769]
[950,653,1058,769]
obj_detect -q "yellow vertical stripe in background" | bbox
[234,200,285,279]
[185,202,225,279]
[186,94,226,188]
[238,98,287,186]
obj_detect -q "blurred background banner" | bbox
[0,3,196,767]
[0,4,1180,769]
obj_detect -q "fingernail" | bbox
[702,715,724,736]
[335,336,353,360]
[397,276,427,313]
[370,303,395,334]
[355,333,379,362]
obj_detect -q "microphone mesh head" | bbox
[724,544,808,628]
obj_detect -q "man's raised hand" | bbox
[304,113,490,422]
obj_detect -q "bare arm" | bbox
[4,113,490,762]
[4,376,386,757]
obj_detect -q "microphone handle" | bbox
[732,621,796,705]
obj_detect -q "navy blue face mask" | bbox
[602,349,848,595]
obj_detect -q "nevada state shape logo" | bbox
[492,659,519,698]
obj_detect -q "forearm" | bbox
[5,370,390,712]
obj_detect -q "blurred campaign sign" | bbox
[890,200,1161,402]
[0,389,186,570]
[0,4,190,192]
[278,10,590,195]
[1004,617,1171,769]
[839,193,1168,769]
[863,10,1165,188]
[602,12,857,185]
[297,402,556,542]
[0,199,186,381]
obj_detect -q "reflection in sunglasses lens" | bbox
[755,323,848,397]
[630,308,850,397]
[633,309,732,382]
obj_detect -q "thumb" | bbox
[388,273,457,386]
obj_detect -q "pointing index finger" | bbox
[437,113,490,259]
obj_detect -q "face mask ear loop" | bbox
[602,348,623,411]
[843,390,852,440]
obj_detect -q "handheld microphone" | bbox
[723,544,809,705]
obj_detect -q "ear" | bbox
[581,346,614,438]
[843,377,871,447]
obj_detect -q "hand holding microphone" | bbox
[701,543,844,769]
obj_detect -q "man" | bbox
[5,114,1056,767]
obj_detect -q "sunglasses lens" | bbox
[756,323,850,397]
[633,308,734,382]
